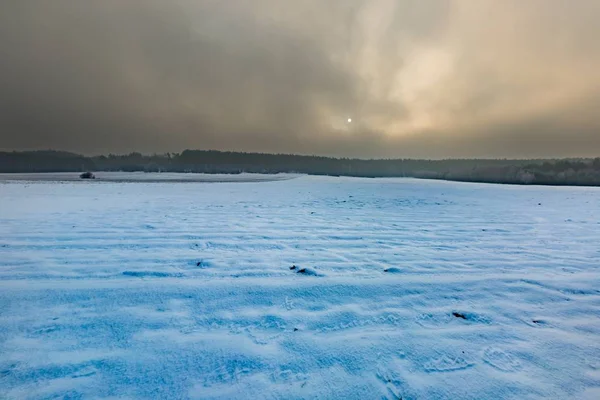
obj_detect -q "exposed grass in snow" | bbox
[1,175,600,399]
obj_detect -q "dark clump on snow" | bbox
[297,267,319,276]
[384,267,401,273]
[290,265,320,276]
[192,259,211,268]
[79,171,95,179]
[452,312,468,320]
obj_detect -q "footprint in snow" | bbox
[202,364,251,386]
[423,355,474,372]
[33,325,60,335]
[71,366,98,379]
[376,369,404,400]
[375,357,418,400]
[482,347,522,372]
[415,313,452,328]
[271,368,308,385]
[416,311,492,327]
[283,296,294,311]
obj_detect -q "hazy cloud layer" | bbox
[1,0,599,158]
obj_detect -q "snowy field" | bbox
[0,172,298,183]
[1,175,600,399]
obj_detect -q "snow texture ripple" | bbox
[1,175,600,399]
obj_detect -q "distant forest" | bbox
[1,150,600,186]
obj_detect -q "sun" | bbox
[347,118,352,123]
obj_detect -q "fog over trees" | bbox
[1,150,600,186]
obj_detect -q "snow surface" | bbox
[1,175,599,399]
[0,172,299,183]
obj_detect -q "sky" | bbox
[1,0,600,159]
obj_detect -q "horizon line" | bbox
[1,148,596,162]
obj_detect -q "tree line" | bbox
[1,150,600,186]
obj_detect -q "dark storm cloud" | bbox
[1,0,599,158]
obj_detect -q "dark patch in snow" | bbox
[79,171,95,179]
[297,268,314,275]
[384,267,401,273]
[452,312,468,320]
[293,328,299,331]
[291,266,321,276]
[191,259,211,268]
[449,311,492,324]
